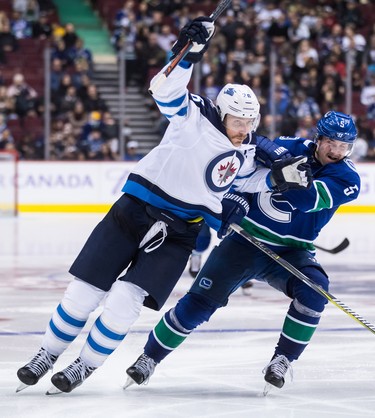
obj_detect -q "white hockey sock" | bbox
[80,281,148,368]
[42,279,106,356]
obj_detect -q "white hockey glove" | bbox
[270,156,313,193]
[171,17,215,63]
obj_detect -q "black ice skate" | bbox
[124,353,157,389]
[46,357,96,395]
[16,348,58,392]
[263,354,293,395]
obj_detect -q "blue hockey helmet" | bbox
[316,111,357,156]
[316,111,357,143]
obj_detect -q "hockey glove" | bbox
[171,17,215,64]
[269,156,313,193]
[217,192,250,239]
[255,134,292,168]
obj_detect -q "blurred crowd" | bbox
[0,0,375,162]
[106,0,375,161]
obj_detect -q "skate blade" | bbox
[46,385,63,395]
[263,383,273,396]
[16,382,30,393]
[123,376,136,390]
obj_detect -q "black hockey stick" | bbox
[230,223,375,335]
[149,0,232,94]
[314,238,350,254]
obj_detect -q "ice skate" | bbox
[188,251,202,278]
[241,281,253,295]
[124,353,157,389]
[262,354,292,395]
[16,348,58,392]
[46,357,96,395]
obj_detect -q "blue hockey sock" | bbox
[144,308,191,363]
[275,299,321,361]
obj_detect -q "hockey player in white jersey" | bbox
[16,16,312,394]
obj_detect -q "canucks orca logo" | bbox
[199,277,212,290]
[205,150,245,192]
[224,87,235,96]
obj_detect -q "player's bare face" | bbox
[224,115,255,147]
[315,137,352,165]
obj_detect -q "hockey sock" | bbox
[80,281,147,368]
[144,293,219,363]
[275,298,321,361]
[144,308,191,363]
[42,279,106,356]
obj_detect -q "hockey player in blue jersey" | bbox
[125,111,360,392]
[16,17,312,394]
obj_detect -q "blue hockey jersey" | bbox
[122,63,271,231]
[234,136,361,251]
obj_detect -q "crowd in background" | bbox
[0,0,375,161]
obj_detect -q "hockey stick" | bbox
[314,238,350,254]
[149,0,232,95]
[230,223,375,335]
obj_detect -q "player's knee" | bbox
[64,278,106,315]
[101,281,148,330]
[175,293,220,330]
[295,266,329,312]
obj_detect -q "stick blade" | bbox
[329,238,350,254]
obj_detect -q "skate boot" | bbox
[263,354,292,394]
[47,357,96,394]
[189,251,202,278]
[241,281,253,295]
[124,353,157,389]
[17,348,58,392]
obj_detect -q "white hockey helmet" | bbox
[216,83,261,131]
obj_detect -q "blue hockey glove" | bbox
[255,134,292,168]
[171,17,215,64]
[217,193,250,239]
[269,156,313,193]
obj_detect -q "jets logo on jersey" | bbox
[205,150,245,192]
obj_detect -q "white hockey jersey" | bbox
[122,62,270,231]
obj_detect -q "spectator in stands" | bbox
[124,140,142,161]
[57,85,79,115]
[360,73,375,120]
[62,23,78,50]
[0,128,15,150]
[10,10,32,39]
[83,128,105,160]
[7,73,38,118]
[71,38,93,75]
[82,84,108,113]
[0,86,13,116]
[0,20,19,56]
[67,100,88,137]
[31,11,52,39]
[342,23,366,67]
[101,111,119,154]
[80,109,102,137]
[50,58,64,93]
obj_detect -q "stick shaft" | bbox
[149,0,232,95]
[231,223,375,335]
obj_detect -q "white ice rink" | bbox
[1,213,375,418]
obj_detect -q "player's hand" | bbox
[255,134,292,168]
[171,17,215,64]
[270,156,313,192]
[217,192,250,239]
